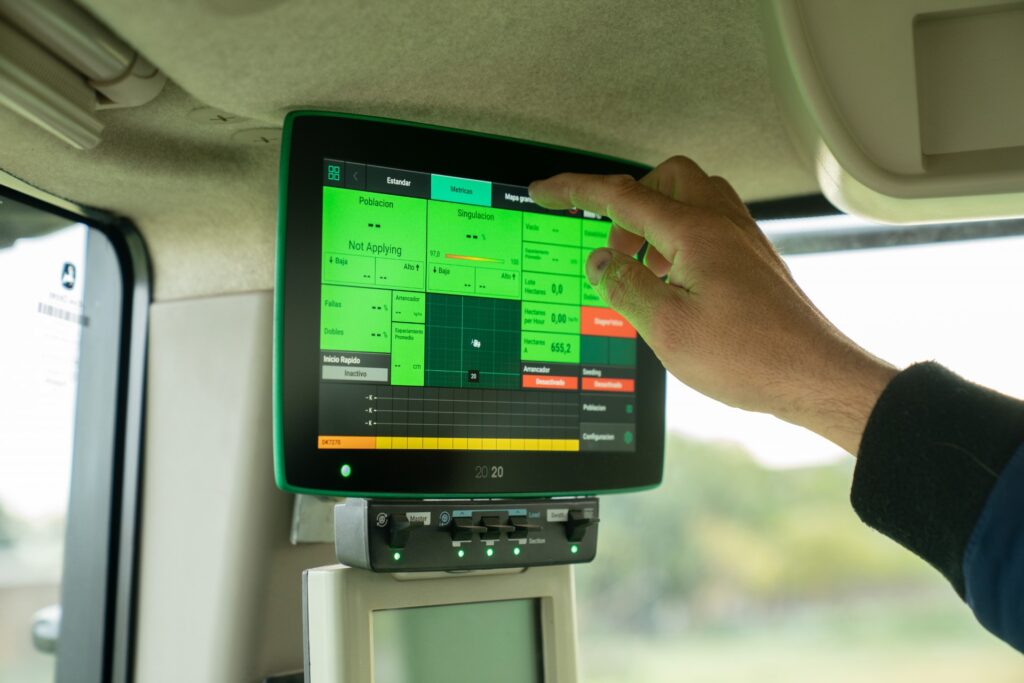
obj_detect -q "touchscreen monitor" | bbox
[275,112,665,496]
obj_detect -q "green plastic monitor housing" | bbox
[274,111,666,498]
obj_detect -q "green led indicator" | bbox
[570,544,579,555]
[513,546,522,556]
[457,548,465,558]
[486,547,495,558]
[393,551,402,561]
[340,464,352,478]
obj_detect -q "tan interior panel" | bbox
[766,0,1024,222]
[138,291,334,682]
[1,0,819,301]
[916,5,1024,156]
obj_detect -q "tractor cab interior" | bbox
[2,1,1024,682]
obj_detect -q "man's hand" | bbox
[529,156,897,454]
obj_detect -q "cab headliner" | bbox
[0,0,815,300]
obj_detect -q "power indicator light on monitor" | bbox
[340,464,352,478]
[392,551,402,561]
[570,544,579,555]
[513,546,522,556]
[457,548,465,559]
[486,547,495,558]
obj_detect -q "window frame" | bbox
[0,177,150,683]
[749,193,1024,254]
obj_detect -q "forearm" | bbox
[770,340,897,455]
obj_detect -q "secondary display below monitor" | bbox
[275,112,666,497]
[373,600,542,683]
[318,159,638,454]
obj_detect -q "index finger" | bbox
[529,172,689,266]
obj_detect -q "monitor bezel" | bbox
[275,111,665,497]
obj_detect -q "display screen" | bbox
[317,159,638,454]
[372,600,542,683]
[275,112,665,496]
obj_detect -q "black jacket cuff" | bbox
[852,362,1024,595]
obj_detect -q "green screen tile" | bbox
[322,187,427,290]
[581,220,612,249]
[392,290,426,323]
[375,257,425,290]
[427,261,475,295]
[521,271,580,305]
[391,323,425,386]
[320,284,391,352]
[582,278,605,307]
[426,200,522,299]
[522,242,581,277]
[522,213,581,247]
[521,330,580,364]
[475,267,521,299]
[521,301,581,335]
[323,252,375,287]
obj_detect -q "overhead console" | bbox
[765,1,1024,223]
[274,112,665,499]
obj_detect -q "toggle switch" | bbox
[387,513,425,548]
[480,516,515,540]
[565,509,598,543]
[508,516,542,540]
[449,517,486,542]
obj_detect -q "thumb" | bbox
[586,247,676,339]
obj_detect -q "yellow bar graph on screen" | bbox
[318,436,580,451]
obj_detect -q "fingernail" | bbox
[586,248,613,286]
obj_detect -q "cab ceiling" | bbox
[0,0,816,301]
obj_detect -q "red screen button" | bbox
[582,377,635,393]
[522,374,579,390]
[581,307,636,338]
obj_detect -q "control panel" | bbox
[334,498,600,572]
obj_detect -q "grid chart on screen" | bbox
[363,385,580,445]
[424,294,521,389]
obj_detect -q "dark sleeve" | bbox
[851,362,1024,595]
[962,443,1024,653]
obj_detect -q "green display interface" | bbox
[317,159,638,454]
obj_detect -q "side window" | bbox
[0,223,86,683]
[0,189,148,683]
[576,229,1024,682]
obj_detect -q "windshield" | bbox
[576,231,1024,682]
